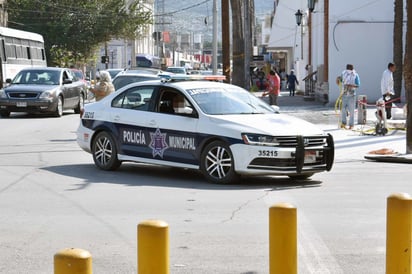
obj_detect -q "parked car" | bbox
[121,67,165,76]
[165,66,187,74]
[0,67,87,117]
[104,68,124,79]
[77,75,334,184]
[112,73,161,90]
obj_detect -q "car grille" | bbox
[247,134,334,173]
[276,135,327,147]
[8,92,39,99]
[250,151,325,167]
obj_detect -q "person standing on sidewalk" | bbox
[263,70,280,106]
[340,64,360,129]
[286,70,299,96]
[380,62,396,119]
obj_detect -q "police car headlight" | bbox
[0,89,7,99]
[242,133,280,146]
[39,89,56,99]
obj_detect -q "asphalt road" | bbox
[0,106,410,274]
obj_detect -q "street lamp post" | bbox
[295,10,304,59]
[308,0,315,12]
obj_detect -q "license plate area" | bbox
[304,150,317,163]
[16,101,27,107]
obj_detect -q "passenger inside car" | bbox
[172,94,186,114]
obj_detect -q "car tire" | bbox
[74,93,84,114]
[92,131,121,171]
[0,111,10,118]
[53,95,63,117]
[288,173,314,180]
[200,140,239,184]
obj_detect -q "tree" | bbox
[393,0,404,101]
[405,0,412,153]
[8,0,152,66]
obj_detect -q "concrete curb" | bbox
[364,154,412,164]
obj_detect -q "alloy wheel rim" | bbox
[205,146,232,179]
[95,136,112,166]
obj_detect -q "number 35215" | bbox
[258,150,278,157]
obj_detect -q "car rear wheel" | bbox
[200,140,239,184]
[74,93,84,114]
[0,111,10,117]
[53,95,63,117]
[92,131,121,170]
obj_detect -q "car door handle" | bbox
[113,115,120,121]
[149,120,157,126]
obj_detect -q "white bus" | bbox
[0,27,47,85]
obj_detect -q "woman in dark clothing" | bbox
[287,70,299,96]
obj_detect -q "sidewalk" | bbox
[254,90,411,163]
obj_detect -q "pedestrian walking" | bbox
[380,62,396,119]
[286,70,299,96]
[90,70,115,101]
[262,70,280,106]
[340,64,360,129]
[257,68,266,91]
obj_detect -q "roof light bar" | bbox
[159,74,226,82]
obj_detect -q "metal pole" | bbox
[138,220,169,274]
[386,193,412,274]
[269,203,297,274]
[54,248,92,274]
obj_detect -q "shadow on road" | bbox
[42,162,322,191]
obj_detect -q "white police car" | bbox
[77,75,334,184]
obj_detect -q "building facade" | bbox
[267,0,405,105]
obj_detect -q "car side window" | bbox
[157,89,196,117]
[112,86,155,111]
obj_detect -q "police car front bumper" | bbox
[231,134,334,176]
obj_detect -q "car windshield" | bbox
[187,86,275,115]
[12,70,60,85]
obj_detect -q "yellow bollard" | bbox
[386,193,412,274]
[269,203,297,274]
[138,220,169,274]
[54,248,92,274]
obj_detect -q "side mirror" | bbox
[182,106,194,115]
[63,79,73,85]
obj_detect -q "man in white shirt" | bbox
[380,62,396,119]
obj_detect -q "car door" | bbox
[145,88,200,166]
[109,85,157,160]
[61,70,77,108]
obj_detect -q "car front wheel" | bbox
[74,93,84,114]
[53,95,63,117]
[200,140,239,184]
[92,131,121,170]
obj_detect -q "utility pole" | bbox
[324,0,329,82]
[212,0,218,74]
[244,0,253,90]
[221,0,230,83]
